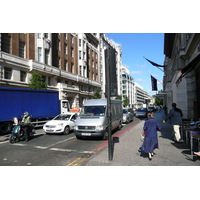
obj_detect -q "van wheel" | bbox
[76,135,82,139]
[103,130,108,140]
[63,126,70,135]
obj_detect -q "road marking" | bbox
[46,136,76,148]
[50,148,75,152]
[34,146,48,149]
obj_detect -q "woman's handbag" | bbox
[140,131,146,142]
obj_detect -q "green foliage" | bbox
[93,88,101,99]
[123,96,129,107]
[115,95,122,100]
[28,72,47,90]
[154,89,163,106]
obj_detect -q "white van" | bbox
[74,99,123,139]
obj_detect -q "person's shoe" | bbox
[148,153,152,161]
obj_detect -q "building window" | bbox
[45,49,49,65]
[79,66,82,76]
[57,57,60,68]
[79,39,81,47]
[20,71,26,82]
[71,47,74,57]
[70,34,73,43]
[4,67,12,79]
[44,33,48,38]
[38,33,42,39]
[79,51,81,59]
[64,44,67,54]
[64,60,67,71]
[48,77,51,86]
[38,47,42,62]
[71,63,74,73]
[19,41,25,58]
[65,33,68,40]
[56,39,60,50]
[1,34,11,53]
[42,75,46,82]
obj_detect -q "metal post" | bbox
[105,48,113,161]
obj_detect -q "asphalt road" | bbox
[0,118,141,166]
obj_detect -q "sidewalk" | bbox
[83,110,200,166]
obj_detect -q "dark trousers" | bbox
[24,126,29,140]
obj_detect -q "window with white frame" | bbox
[45,49,49,65]
[38,47,42,62]
[20,71,26,82]
[4,67,12,79]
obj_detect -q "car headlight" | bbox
[123,116,127,120]
[74,125,78,130]
[57,123,64,127]
[96,125,104,131]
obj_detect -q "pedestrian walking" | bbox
[163,103,184,143]
[141,112,161,160]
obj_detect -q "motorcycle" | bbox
[9,117,36,144]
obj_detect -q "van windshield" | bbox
[80,106,106,116]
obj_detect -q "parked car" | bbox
[43,112,78,134]
[135,107,147,118]
[123,108,134,123]
[148,106,155,112]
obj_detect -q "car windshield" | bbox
[54,114,71,120]
[80,106,106,116]
[123,109,128,114]
[137,108,147,111]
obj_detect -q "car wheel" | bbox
[118,121,122,130]
[103,129,108,140]
[63,126,70,135]
[126,118,130,123]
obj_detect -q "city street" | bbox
[0,118,141,166]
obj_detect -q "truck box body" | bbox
[0,87,60,121]
[0,87,60,134]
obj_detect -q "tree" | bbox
[115,95,122,100]
[123,96,129,107]
[93,88,101,99]
[28,72,47,90]
[153,90,163,106]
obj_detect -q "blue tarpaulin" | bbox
[0,87,60,121]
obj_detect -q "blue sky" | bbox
[105,33,165,96]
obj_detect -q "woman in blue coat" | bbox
[141,112,161,160]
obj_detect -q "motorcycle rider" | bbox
[21,112,31,142]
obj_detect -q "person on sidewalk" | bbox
[141,112,161,161]
[163,103,184,143]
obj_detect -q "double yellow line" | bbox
[67,141,108,166]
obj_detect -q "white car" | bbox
[43,112,77,134]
